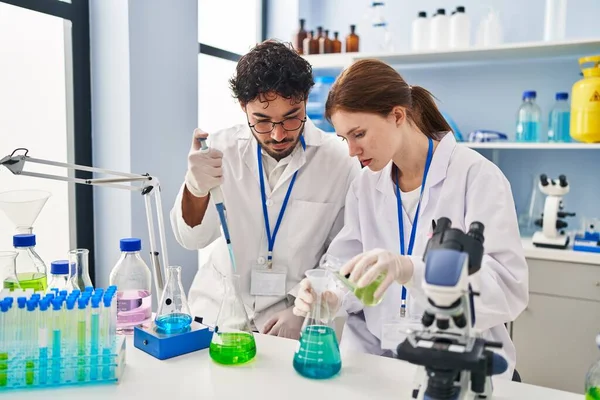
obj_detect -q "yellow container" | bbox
[571,55,600,143]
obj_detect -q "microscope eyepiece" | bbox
[540,174,549,186]
[467,222,485,243]
[559,174,568,187]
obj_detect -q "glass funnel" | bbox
[68,249,93,290]
[0,190,51,234]
[209,274,256,365]
[155,266,192,334]
[320,253,385,307]
[293,269,341,379]
[0,251,19,290]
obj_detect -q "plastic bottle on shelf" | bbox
[547,92,571,142]
[411,11,429,52]
[516,90,542,142]
[450,6,470,49]
[543,0,567,42]
[476,8,503,47]
[429,8,449,50]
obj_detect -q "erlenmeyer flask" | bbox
[0,190,51,234]
[209,274,256,365]
[320,253,385,307]
[0,251,19,290]
[68,249,93,290]
[293,269,341,379]
[155,266,192,334]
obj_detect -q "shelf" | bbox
[521,238,600,266]
[461,142,600,150]
[303,38,600,70]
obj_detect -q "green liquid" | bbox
[0,353,7,387]
[25,360,34,385]
[3,272,47,292]
[587,386,600,400]
[336,273,385,306]
[209,332,256,365]
[77,320,86,381]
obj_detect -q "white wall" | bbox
[89,0,199,301]
[0,4,71,267]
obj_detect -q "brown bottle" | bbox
[345,24,359,52]
[294,19,308,54]
[303,31,313,55]
[309,29,319,54]
[316,26,323,41]
[319,29,333,54]
[332,31,342,53]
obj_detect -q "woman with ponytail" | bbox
[293,59,528,380]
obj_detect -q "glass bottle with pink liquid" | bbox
[109,238,152,334]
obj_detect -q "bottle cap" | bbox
[418,11,427,18]
[13,234,36,248]
[456,6,465,13]
[556,92,568,100]
[120,238,142,252]
[51,260,70,275]
[436,8,446,15]
[522,90,537,100]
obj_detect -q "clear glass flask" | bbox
[293,269,341,379]
[209,274,256,365]
[5,234,47,291]
[586,334,600,400]
[68,249,93,290]
[155,266,192,334]
[0,251,19,290]
[320,253,385,307]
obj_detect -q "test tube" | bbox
[37,299,49,385]
[25,299,37,385]
[90,296,101,380]
[77,298,87,382]
[0,300,9,387]
[65,297,76,383]
[51,299,63,384]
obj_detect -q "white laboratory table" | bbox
[2,334,581,400]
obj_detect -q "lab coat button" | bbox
[266,199,274,207]
[257,256,266,265]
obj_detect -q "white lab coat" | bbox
[328,133,528,380]
[170,119,360,331]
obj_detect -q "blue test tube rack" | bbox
[0,287,126,391]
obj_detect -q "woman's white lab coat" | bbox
[170,119,360,331]
[328,133,528,379]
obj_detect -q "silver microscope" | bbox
[396,217,508,400]
[532,174,576,249]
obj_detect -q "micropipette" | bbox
[197,137,238,273]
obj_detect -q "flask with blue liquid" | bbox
[547,92,571,142]
[516,90,542,142]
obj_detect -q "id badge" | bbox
[381,313,423,351]
[250,263,287,296]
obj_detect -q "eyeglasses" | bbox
[248,116,307,134]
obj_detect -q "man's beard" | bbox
[253,128,303,161]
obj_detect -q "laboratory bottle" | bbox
[319,29,333,54]
[516,91,542,142]
[155,265,192,334]
[210,274,256,365]
[429,9,449,50]
[308,30,319,55]
[303,31,314,55]
[368,1,393,52]
[547,92,571,142]
[294,18,308,54]
[543,0,567,42]
[449,6,470,49]
[345,24,359,52]
[47,260,73,292]
[315,26,323,41]
[411,11,429,52]
[585,334,600,400]
[68,248,93,290]
[0,251,18,291]
[319,253,384,307]
[293,269,341,379]
[4,234,47,292]
[332,32,342,53]
[109,238,152,334]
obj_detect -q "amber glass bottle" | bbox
[294,19,308,54]
[345,24,359,52]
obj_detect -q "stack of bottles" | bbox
[515,90,571,142]
[0,286,125,390]
[293,20,359,55]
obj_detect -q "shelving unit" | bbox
[303,38,600,70]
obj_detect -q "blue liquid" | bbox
[155,313,192,334]
[102,348,112,380]
[293,325,341,379]
[548,110,571,142]
[52,330,61,383]
[90,314,99,380]
[516,121,540,142]
[39,348,48,384]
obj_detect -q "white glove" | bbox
[261,306,304,340]
[185,129,224,198]
[340,249,414,300]
[293,278,341,320]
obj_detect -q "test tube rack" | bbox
[0,287,127,391]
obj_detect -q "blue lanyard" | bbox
[396,137,433,315]
[257,136,306,266]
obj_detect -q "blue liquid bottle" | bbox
[548,92,571,142]
[516,90,542,142]
[293,269,341,379]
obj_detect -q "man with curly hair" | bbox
[170,40,359,340]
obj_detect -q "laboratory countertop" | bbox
[3,334,582,400]
[521,237,600,266]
